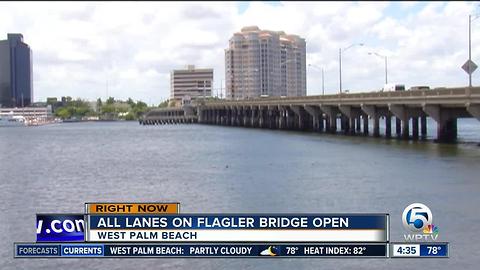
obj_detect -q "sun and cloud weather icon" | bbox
[260,246,279,256]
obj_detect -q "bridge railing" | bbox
[201,87,477,106]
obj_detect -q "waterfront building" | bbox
[0,33,33,107]
[0,106,52,125]
[170,65,213,107]
[225,26,306,99]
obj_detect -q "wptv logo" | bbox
[402,203,439,241]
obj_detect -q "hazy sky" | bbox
[1,1,479,105]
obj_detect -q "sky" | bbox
[1,1,479,105]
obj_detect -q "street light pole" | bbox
[308,64,325,95]
[468,9,480,87]
[384,56,388,84]
[322,68,325,96]
[368,52,388,84]
[469,14,472,87]
[339,43,364,94]
[339,48,342,94]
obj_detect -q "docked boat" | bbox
[0,112,27,126]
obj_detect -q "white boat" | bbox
[0,112,27,126]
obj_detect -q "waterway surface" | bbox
[1,120,479,269]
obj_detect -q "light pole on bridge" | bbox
[368,52,388,85]
[468,11,480,87]
[339,43,364,94]
[308,64,325,95]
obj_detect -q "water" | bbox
[1,121,480,269]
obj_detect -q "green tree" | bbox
[97,98,102,111]
[125,112,135,121]
[158,99,169,108]
[127,97,135,106]
[55,107,71,119]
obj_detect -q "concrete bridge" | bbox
[140,87,480,143]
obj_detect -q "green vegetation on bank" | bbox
[48,96,154,121]
[47,96,220,121]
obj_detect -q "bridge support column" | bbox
[266,107,273,129]
[250,107,256,128]
[304,105,321,132]
[363,115,369,135]
[423,105,457,143]
[242,107,249,127]
[349,117,355,135]
[236,107,242,126]
[374,116,380,137]
[421,116,427,139]
[438,118,457,143]
[198,107,204,123]
[238,107,244,127]
[361,105,379,137]
[246,107,252,127]
[258,107,264,128]
[230,107,235,126]
[412,117,419,140]
[395,118,401,138]
[385,115,392,138]
[319,114,324,132]
[356,116,361,132]
[339,115,348,134]
[321,105,339,133]
[290,105,305,130]
[329,115,337,133]
[466,103,480,121]
[390,105,410,140]
[222,109,227,125]
[338,105,356,135]
[277,107,285,129]
[285,108,293,130]
[204,110,209,124]
[216,109,221,125]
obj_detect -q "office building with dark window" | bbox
[0,33,33,107]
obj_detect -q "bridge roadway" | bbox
[139,87,480,143]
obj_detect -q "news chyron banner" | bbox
[86,214,387,242]
[15,202,449,258]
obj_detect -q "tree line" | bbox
[48,97,166,120]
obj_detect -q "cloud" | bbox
[0,1,479,103]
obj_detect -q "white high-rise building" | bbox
[225,26,306,99]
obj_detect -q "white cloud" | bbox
[0,1,479,103]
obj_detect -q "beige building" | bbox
[225,26,306,100]
[170,65,213,106]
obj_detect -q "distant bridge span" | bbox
[140,87,480,143]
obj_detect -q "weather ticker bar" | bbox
[15,243,388,258]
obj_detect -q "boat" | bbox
[0,112,27,126]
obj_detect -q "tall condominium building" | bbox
[170,65,213,106]
[0,33,33,107]
[225,26,306,100]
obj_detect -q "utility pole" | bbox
[469,14,472,87]
[322,68,325,96]
[339,48,342,94]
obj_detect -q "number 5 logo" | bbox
[402,203,432,232]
